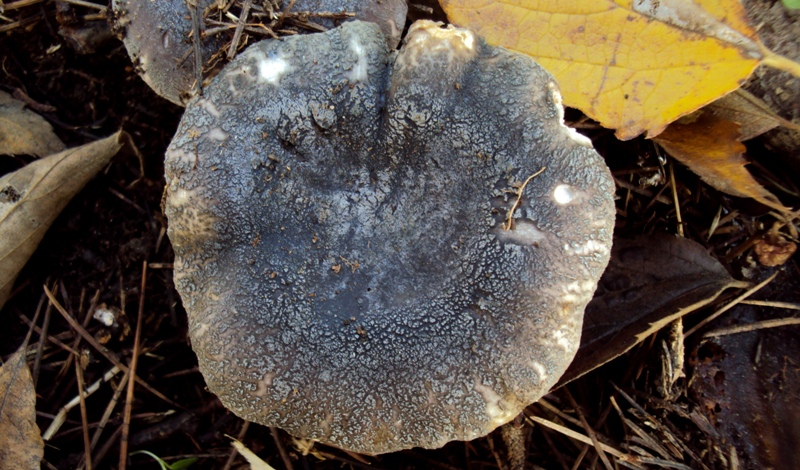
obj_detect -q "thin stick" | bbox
[740,300,800,310]
[31,292,48,386]
[270,426,293,470]
[704,317,800,337]
[75,361,93,470]
[223,421,250,470]
[42,366,122,440]
[119,262,148,470]
[58,0,107,11]
[227,0,252,59]
[91,368,131,449]
[669,162,683,237]
[529,416,631,461]
[564,390,613,470]
[92,425,123,470]
[684,272,777,337]
[505,167,546,230]
[17,313,80,357]
[43,285,182,409]
[613,177,671,205]
[188,0,204,96]
[2,0,43,11]
[274,0,296,29]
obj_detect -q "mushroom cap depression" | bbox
[164,20,615,454]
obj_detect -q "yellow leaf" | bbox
[440,0,797,139]
[653,112,787,211]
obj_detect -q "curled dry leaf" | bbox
[0,348,44,470]
[441,0,800,139]
[0,132,126,309]
[558,234,748,386]
[653,111,789,212]
[753,233,797,267]
[0,90,65,157]
[706,89,800,141]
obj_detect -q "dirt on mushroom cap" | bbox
[164,20,615,454]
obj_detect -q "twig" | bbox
[684,272,777,337]
[613,177,671,205]
[17,313,80,357]
[75,361,93,470]
[669,162,683,237]
[30,292,49,386]
[274,0,295,29]
[44,285,182,409]
[223,421,250,470]
[42,366,122,440]
[58,0,107,11]
[740,299,800,310]
[505,167,546,230]
[529,415,639,464]
[704,317,800,337]
[227,0,252,59]
[2,0,42,11]
[92,425,123,470]
[52,289,99,390]
[92,368,130,449]
[188,0,204,97]
[76,368,132,470]
[119,262,148,470]
[270,426,293,470]
[564,390,613,470]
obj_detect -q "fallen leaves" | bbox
[559,234,747,386]
[0,348,44,470]
[653,111,788,211]
[440,0,800,139]
[0,90,65,157]
[689,270,800,469]
[707,89,800,142]
[0,132,126,308]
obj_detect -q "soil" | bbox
[1,1,798,469]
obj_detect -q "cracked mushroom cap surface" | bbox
[164,20,615,454]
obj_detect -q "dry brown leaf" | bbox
[0,132,126,309]
[653,111,788,211]
[0,90,65,157]
[0,348,44,470]
[440,0,800,139]
[707,89,800,141]
[558,234,747,386]
[689,270,800,469]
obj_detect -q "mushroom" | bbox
[112,0,221,106]
[164,20,615,454]
[112,0,407,106]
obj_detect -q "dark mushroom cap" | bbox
[165,20,615,454]
[111,0,221,106]
[112,0,407,106]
